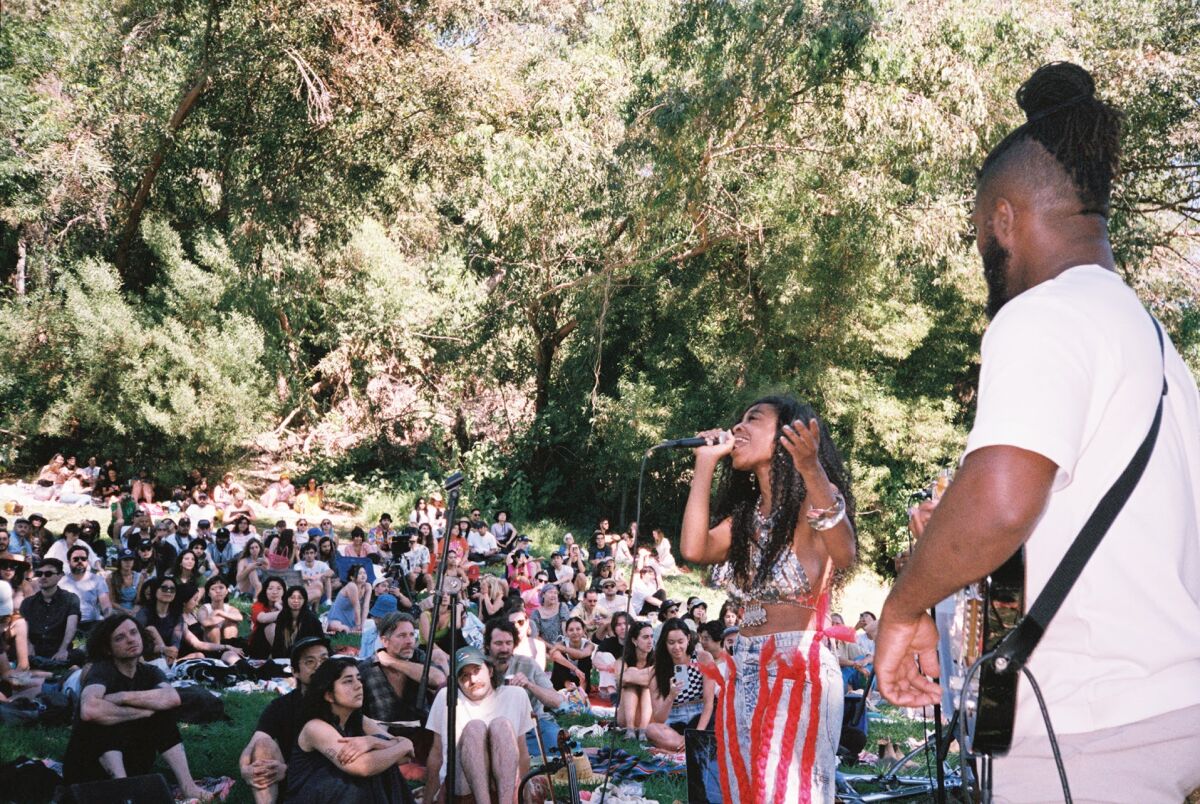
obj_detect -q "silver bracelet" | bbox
[806,491,847,531]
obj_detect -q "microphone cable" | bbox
[955,652,1072,804]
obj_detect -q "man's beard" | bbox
[982,235,1012,320]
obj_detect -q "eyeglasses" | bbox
[34,570,58,578]
[159,586,177,594]
[70,557,87,562]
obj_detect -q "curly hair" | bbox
[711,395,857,592]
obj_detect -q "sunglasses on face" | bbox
[159,586,177,594]
[35,570,58,578]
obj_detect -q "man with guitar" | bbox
[876,61,1200,802]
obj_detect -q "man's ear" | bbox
[989,196,1018,249]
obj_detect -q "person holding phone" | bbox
[643,618,712,752]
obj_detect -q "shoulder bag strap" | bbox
[992,315,1168,674]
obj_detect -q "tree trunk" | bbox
[13,229,26,295]
[114,71,211,278]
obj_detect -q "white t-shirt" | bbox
[60,571,108,622]
[184,504,217,531]
[45,539,101,570]
[426,684,533,793]
[292,560,331,582]
[965,265,1200,737]
[467,530,498,555]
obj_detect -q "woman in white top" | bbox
[629,564,666,616]
[650,528,679,575]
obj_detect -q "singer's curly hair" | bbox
[711,395,857,592]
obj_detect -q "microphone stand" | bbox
[598,440,676,804]
[416,471,465,796]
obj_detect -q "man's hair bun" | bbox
[1016,61,1096,120]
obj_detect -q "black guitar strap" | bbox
[990,315,1168,675]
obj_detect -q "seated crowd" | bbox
[0,469,878,803]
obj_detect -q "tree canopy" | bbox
[2,0,1197,571]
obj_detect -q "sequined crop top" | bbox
[710,516,815,605]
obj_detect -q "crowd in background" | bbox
[0,462,879,802]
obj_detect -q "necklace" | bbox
[753,496,779,537]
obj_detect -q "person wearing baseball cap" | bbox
[424,641,534,804]
[109,548,142,616]
[239,635,330,800]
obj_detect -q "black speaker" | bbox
[67,773,173,804]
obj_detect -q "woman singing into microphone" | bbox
[681,395,856,804]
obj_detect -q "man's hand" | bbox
[52,648,69,662]
[507,672,530,689]
[246,758,286,789]
[874,609,942,708]
[908,499,936,539]
[336,735,382,765]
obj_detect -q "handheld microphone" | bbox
[647,432,728,452]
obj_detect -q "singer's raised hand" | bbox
[693,428,733,460]
[780,418,821,473]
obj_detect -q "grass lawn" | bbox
[2,501,953,802]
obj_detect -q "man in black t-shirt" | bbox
[62,614,208,800]
[19,557,85,668]
[239,636,330,804]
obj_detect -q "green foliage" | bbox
[1,0,1197,577]
[0,221,271,480]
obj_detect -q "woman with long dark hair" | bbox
[681,394,856,803]
[108,549,144,615]
[615,620,655,738]
[285,657,414,803]
[247,576,287,659]
[269,586,323,659]
[594,610,631,702]
[265,528,297,572]
[644,618,712,752]
[236,537,268,599]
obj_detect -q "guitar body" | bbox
[949,548,1026,756]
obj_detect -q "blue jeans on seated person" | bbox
[525,715,561,763]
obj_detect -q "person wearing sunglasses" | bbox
[19,557,85,668]
[60,544,112,637]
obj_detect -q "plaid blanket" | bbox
[585,747,686,780]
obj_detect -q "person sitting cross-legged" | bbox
[62,613,211,800]
[424,646,532,804]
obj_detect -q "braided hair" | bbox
[711,395,857,592]
[980,62,1123,216]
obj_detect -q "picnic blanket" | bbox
[584,747,685,780]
